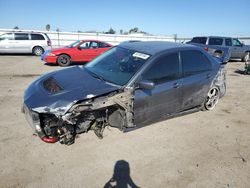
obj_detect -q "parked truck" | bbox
[187,36,250,62]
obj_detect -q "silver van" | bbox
[0,32,52,56]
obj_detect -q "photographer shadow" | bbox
[104,160,140,188]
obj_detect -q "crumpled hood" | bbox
[24,66,120,115]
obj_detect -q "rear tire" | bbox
[57,54,71,66]
[33,46,44,56]
[202,86,220,111]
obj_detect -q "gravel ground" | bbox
[0,56,249,188]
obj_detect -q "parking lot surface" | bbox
[0,56,249,188]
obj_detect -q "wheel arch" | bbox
[57,53,71,59]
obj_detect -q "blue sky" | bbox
[0,0,249,37]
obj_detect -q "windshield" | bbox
[85,46,150,86]
[67,40,81,48]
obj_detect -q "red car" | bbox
[41,40,112,66]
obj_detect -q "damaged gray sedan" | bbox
[22,41,227,145]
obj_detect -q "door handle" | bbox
[173,82,179,88]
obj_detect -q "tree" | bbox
[46,24,51,31]
[13,26,19,29]
[119,29,123,35]
[106,27,116,34]
[129,27,139,33]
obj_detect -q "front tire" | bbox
[203,87,220,111]
[33,46,44,56]
[57,54,71,66]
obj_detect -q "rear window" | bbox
[99,42,110,48]
[191,37,207,44]
[181,50,212,77]
[15,33,29,40]
[208,38,223,45]
[31,34,45,40]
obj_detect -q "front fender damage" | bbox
[30,88,135,145]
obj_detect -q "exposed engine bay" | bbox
[27,88,134,145]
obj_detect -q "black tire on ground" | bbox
[33,46,44,56]
[242,52,250,62]
[57,54,71,66]
[202,86,220,111]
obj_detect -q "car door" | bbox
[14,33,31,53]
[0,33,15,53]
[134,52,181,126]
[76,41,99,62]
[179,50,213,110]
[231,38,244,58]
[98,41,111,54]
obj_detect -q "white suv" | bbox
[0,32,52,56]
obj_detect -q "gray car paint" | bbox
[24,66,120,115]
[131,46,220,125]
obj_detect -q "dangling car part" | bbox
[22,41,227,145]
[244,61,250,75]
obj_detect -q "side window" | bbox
[99,42,110,48]
[232,39,242,46]
[181,50,212,77]
[191,37,207,44]
[142,53,179,84]
[0,33,14,40]
[15,33,29,40]
[225,38,232,46]
[208,38,223,45]
[89,42,98,48]
[31,34,45,40]
[80,42,90,49]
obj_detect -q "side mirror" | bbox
[77,46,81,50]
[138,80,155,90]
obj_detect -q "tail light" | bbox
[204,47,208,51]
[47,40,51,46]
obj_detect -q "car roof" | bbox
[80,39,112,45]
[7,31,46,35]
[119,41,196,55]
[193,36,232,39]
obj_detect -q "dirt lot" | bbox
[0,55,249,188]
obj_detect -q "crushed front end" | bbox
[22,88,134,145]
